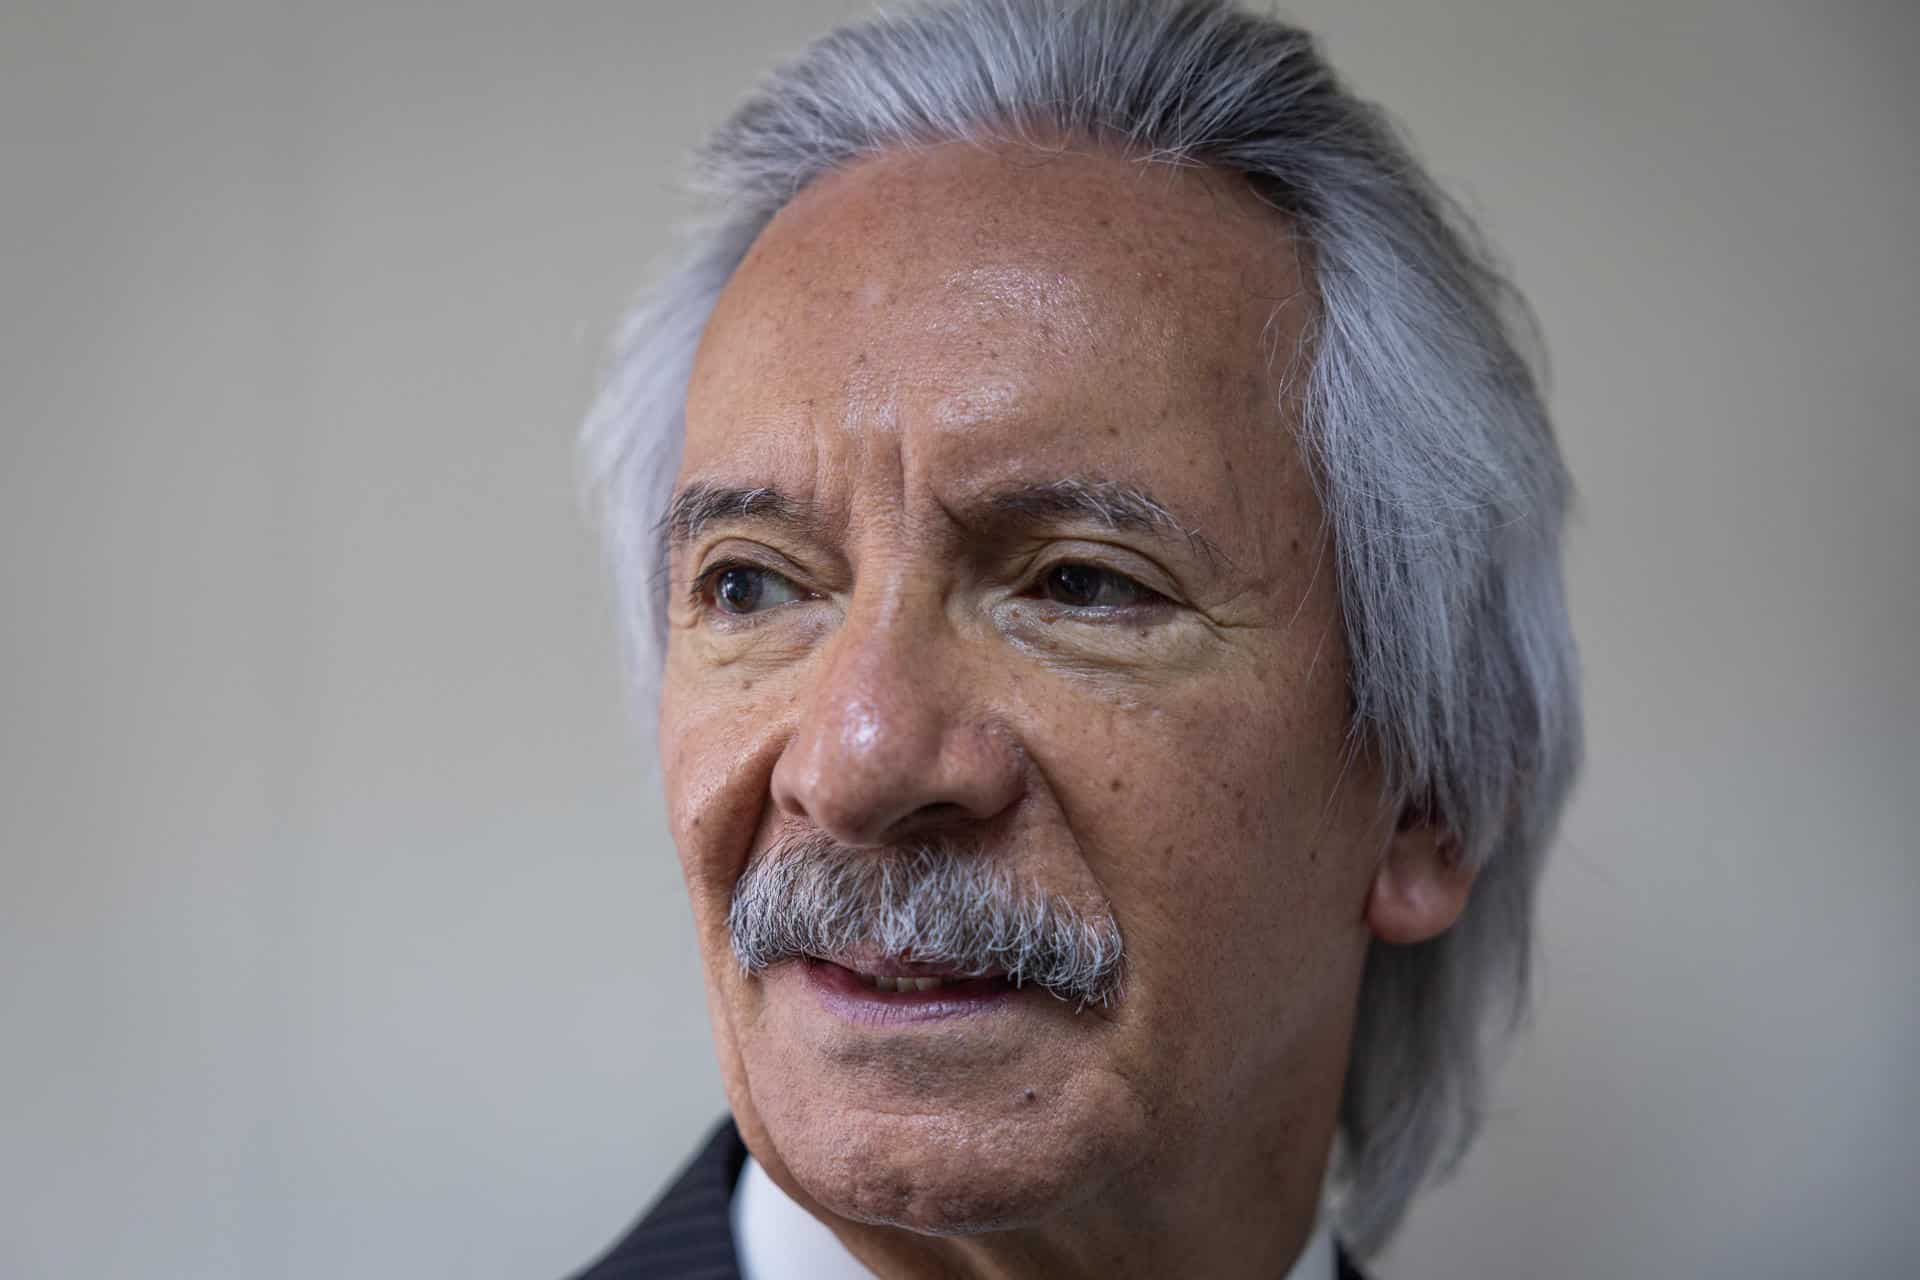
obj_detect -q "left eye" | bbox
[704,565,806,615]
[1039,563,1156,609]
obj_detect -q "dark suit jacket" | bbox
[572,1119,1369,1279]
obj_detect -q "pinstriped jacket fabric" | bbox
[572,1122,748,1280]
[569,1119,1369,1280]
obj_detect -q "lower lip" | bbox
[799,957,1022,1026]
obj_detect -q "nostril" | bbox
[875,800,976,843]
[856,802,975,852]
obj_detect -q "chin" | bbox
[723,960,1157,1237]
[793,1111,1108,1235]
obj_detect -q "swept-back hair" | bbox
[583,0,1581,1254]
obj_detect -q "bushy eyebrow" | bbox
[662,474,1226,568]
[662,481,826,551]
[980,477,1227,568]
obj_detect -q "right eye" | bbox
[1035,562,1161,610]
[700,563,807,616]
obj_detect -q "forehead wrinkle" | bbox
[687,141,1314,591]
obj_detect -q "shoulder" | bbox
[567,1119,747,1280]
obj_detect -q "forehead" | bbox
[682,141,1312,532]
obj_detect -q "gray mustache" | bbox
[728,829,1125,1008]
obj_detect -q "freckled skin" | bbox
[661,142,1471,1279]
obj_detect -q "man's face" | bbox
[661,143,1419,1237]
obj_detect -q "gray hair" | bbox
[730,830,1126,1008]
[583,0,1581,1255]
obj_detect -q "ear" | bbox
[1365,805,1476,945]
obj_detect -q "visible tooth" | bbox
[862,974,960,993]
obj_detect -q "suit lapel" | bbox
[1335,1242,1372,1280]
[569,1120,747,1280]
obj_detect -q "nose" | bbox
[770,597,1024,846]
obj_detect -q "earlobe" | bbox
[1365,817,1476,945]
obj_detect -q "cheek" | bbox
[1036,671,1362,1017]
[1065,655,1344,844]
[659,655,790,906]
[1082,699,1369,1132]
[1096,711,1298,941]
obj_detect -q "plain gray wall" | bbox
[3,1,1914,1276]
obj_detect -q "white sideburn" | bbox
[730,1153,1337,1279]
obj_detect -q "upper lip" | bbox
[820,951,1003,980]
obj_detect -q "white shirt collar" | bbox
[731,1154,1336,1280]
[732,1155,876,1279]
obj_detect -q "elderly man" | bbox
[574,1,1580,1276]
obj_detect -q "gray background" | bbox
[3,1,1915,1276]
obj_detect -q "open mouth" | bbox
[800,956,1019,1019]
[848,969,1011,995]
